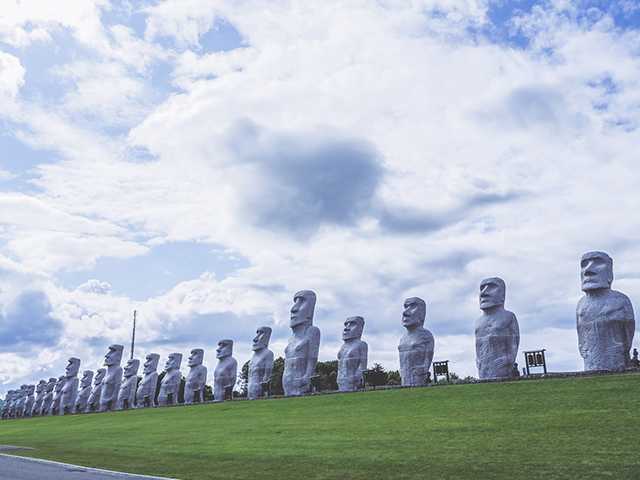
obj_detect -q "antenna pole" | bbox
[131,310,137,360]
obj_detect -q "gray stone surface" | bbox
[337,316,368,391]
[475,277,520,379]
[40,378,56,416]
[117,359,139,410]
[75,370,93,414]
[23,385,35,418]
[3,390,15,419]
[398,297,434,386]
[50,376,66,415]
[31,380,46,417]
[248,327,274,400]
[184,349,207,405]
[99,345,124,412]
[283,290,321,396]
[158,353,182,406]
[88,369,105,413]
[60,357,80,415]
[136,354,159,408]
[214,340,237,400]
[14,386,26,418]
[577,251,636,370]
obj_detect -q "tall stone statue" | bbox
[214,340,237,401]
[158,353,182,406]
[185,349,207,404]
[2,390,15,419]
[32,380,47,416]
[99,344,124,412]
[475,278,520,379]
[398,297,434,386]
[283,290,321,396]
[24,385,35,417]
[15,385,27,418]
[88,368,106,412]
[136,353,160,408]
[41,377,57,416]
[75,370,93,413]
[337,316,368,391]
[248,327,274,400]
[50,375,66,415]
[60,357,81,415]
[117,359,140,410]
[577,251,635,370]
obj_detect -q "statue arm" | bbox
[305,327,321,379]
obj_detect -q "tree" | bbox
[269,357,285,396]
[387,370,402,386]
[235,361,249,398]
[314,360,338,391]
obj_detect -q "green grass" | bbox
[1,374,640,480]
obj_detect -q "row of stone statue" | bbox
[2,251,636,419]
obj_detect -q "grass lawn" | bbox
[1,373,639,480]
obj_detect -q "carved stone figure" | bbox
[50,375,66,415]
[32,380,47,416]
[100,344,124,412]
[337,316,368,391]
[3,390,15,419]
[248,327,275,400]
[158,353,182,406]
[117,359,140,410]
[136,353,160,408]
[24,384,35,417]
[60,357,81,415]
[475,278,520,379]
[214,340,237,401]
[75,370,93,413]
[283,290,321,396]
[15,385,27,418]
[88,368,106,413]
[185,349,207,404]
[41,377,57,416]
[398,297,434,386]
[577,251,636,370]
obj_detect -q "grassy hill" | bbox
[1,373,639,480]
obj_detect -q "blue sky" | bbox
[1,0,640,394]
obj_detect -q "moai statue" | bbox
[185,349,207,405]
[214,340,237,401]
[136,353,160,408]
[283,290,321,396]
[50,375,66,415]
[100,344,124,412]
[88,368,106,413]
[32,380,47,417]
[74,370,93,414]
[2,390,15,419]
[14,385,27,418]
[248,327,275,400]
[158,353,182,406]
[475,278,520,379]
[577,252,635,370]
[398,297,435,386]
[117,359,140,410]
[337,316,368,391]
[41,377,57,416]
[60,357,81,415]
[23,385,35,417]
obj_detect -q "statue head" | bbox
[35,380,46,394]
[164,353,182,371]
[581,251,613,291]
[26,385,35,396]
[188,349,204,367]
[54,375,66,392]
[94,368,106,385]
[65,357,81,378]
[252,326,272,351]
[5,390,14,402]
[402,297,426,328]
[216,339,233,359]
[45,377,57,392]
[80,370,93,388]
[124,359,140,378]
[290,290,316,327]
[342,316,365,340]
[104,344,124,367]
[143,353,160,374]
[19,385,28,396]
[479,277,506,310]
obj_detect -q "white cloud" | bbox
[0,51,25,97]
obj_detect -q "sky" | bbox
[1,0,640,396]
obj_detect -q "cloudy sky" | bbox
[1,0,640,394]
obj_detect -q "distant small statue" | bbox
[283,290,321,396]
[100,345,124,411]
[185,349,207,405]
[248,327,274,400]
[50,375,66,415]
[633,348,639,367]
[23,385,35,418]
[2,390,15,419]
[337,316,368,391]
[398,297,434,386]
[117,359,140,410]
[88,368,106,413]
[32,380,47,416]
[577,252,635,370]
[214,340,237,401]
[41,377,57,416]
[475,278,520,379]
[158,353,182,406]
[15,385,27,418]
[60,357,81,415]
[75,370,93,413]
[136,353,160,408]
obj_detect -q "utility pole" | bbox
[130,310,138,360]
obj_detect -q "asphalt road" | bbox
[0,447,182,480]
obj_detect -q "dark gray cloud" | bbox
[0,290,64,348]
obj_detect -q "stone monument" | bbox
[136,353,160,408]
[337,316,368,391]
[50,375,66,415]
[398,297,434,386]
[41,377,57,416]
[32,380,47,416]
[248,326,275,400]
[117,359,140,410]
[283,290,321,396]
[185,349,207,404]
[24,385,35,417]
[99,344,124,412]
[158,353,182,406]
[475,278,520,379]
[577,251,635,370]
[15,385,26,418]
[60,357,81,415]
[88,368,106,412]
[75,370,93,413]
[214,340,237,401]
[2,390,15,419]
